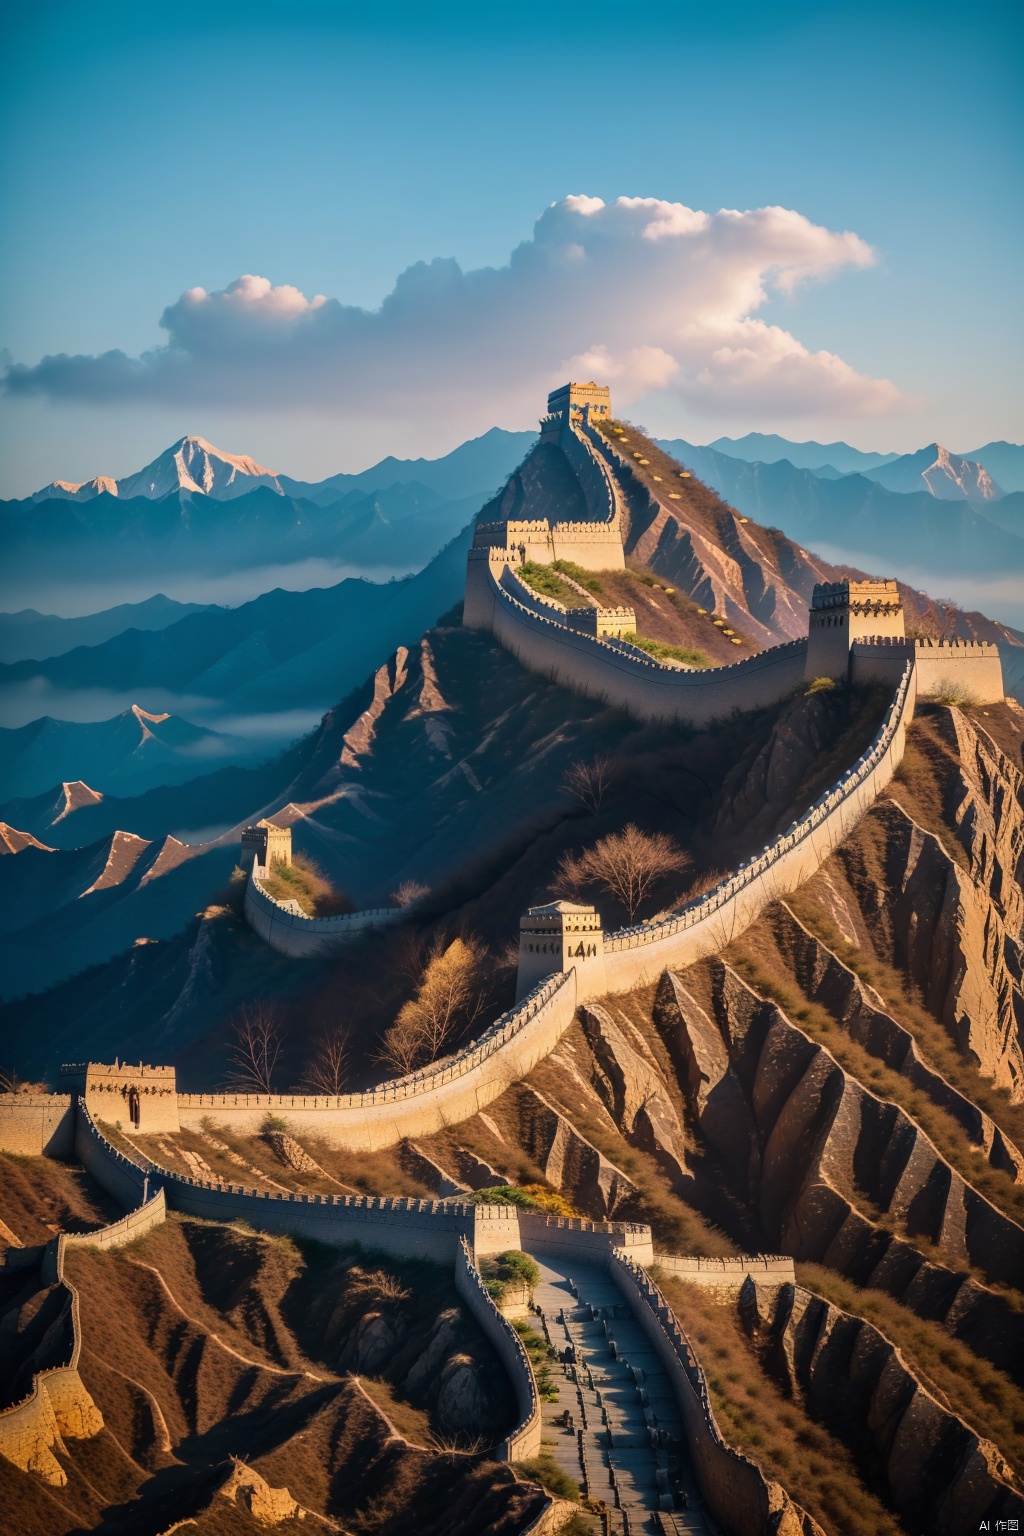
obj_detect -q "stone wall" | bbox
[0,1212,104,1485]
[609,1253,810,1536]
[590,662,916,1000]
[55,1188,167,1268]
[851,635,1004,702]
[177,972,579,1150]
[454,1237,542,1461]
[244,861,401,958]
[653,1254,795,1294]
[0,1095,73,1157]
[475,548,809,727]
[76,1099,526,1263]
[519,1211,654,1267]
[556,416,623,527]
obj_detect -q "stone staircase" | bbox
[530,1256,713,1535]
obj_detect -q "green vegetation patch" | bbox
[471,1183,575,1216]
[518,561,581,606]
[513,1451,580,1500]
[260,855,353,918]
[622,632,710,668]
[806,675,838,694]
[551,558,605,597]
[480,1249,540,1303]
[512,1319,561,1405]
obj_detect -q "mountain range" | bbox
[0,429,535,607]
[0,704,258,802]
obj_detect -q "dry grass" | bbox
[727,945,1024,1239]
[654,1273,904,1536]
[887,723,970,871]
[786,890,1024,1161]
[798,1263,1024,1479]
[261,855,354,917]
[0,1150,120,1244]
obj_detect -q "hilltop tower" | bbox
[546,380,612,425]
[516,902,606,1000]
[61,1061,180,1134]
[806,579,905,681]
[241,819,292,869]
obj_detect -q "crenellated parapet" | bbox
[245,856,401,958]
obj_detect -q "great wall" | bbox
[1,381,1018,1535]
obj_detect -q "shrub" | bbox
[470,1184,575,1216]
[518,561,579,606]
[927,677,976,707]
[622,631,710,668]
[806,675,838,694]
[481,1249,541,1302]
[514,1453,579,1501]
[551,558,604,595]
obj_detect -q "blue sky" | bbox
[0,0,1021,494]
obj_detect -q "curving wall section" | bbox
[244,862,401,958]
[0,1193,163,1484]
[609,1253,812,1536]
[454,1236,542,1461]
[177,972,579,1148]
[591,662,917,998]
[471,545,809,727]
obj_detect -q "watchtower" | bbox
[61,1061,180,1134]
[546,380,612,425]
[241,819,292,869]
[516,902,606,1000]
[806,578,905,681]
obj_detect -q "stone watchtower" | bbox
[805,578,905,681]
[61,1061,180,1134]
[241,819,292,869]
[546,380,612,425]
[516,902,606,1000]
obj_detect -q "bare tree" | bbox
[390,878,430,908]
[378,935,485,1076]
[302,1022,351,1096]
[938,600,961,641]
[562,753,613,815]
[377,1013,425,1077]
[555,822,687,922]
[227,1001,283,1094]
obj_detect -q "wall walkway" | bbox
[467,544,809,728]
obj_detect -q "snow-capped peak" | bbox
[30,435,285,503]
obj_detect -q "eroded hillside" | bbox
[0,1158,540,1536]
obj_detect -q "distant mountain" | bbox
[0,525,472,717]
[0,705,257,801]
[654,440,1024,582]
[32,435,286,501]
[0,594,216,664]
[964,441,1024,494]
[279,426,536,505]
[703,432,900,475]
[3,430,534,603]
[27,426,534,508]
[859,444,1003,501]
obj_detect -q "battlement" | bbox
[547,379,612,423]
[811,578,901,612]
[241,818,291,869]
[62,1060,179,1134]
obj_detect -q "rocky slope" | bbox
[0,1160,538,1536]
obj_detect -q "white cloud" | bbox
[3,195,905,427]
